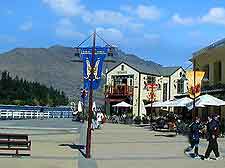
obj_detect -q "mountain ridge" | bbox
[0,45,170,104]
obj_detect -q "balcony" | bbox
[105,85,134,97]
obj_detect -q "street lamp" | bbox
[73,31,116,159]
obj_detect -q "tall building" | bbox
[105,62,187,117]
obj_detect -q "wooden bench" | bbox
[0,133,31,156]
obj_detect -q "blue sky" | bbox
[1,0,225,67]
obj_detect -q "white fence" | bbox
[0,110,73,120]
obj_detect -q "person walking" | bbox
[204,115,221,160]
[97,110,103,129]
[184,117,202,158]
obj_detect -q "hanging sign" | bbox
[81,47,108,90]
[186,70,205,99]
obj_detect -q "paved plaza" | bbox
[88,124,225,168]
[0,120,224,168]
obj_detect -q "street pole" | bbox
[86,31,96,159]
[193,58,196,120]
[150,86,153,122]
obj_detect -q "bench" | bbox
[0,133,31,156]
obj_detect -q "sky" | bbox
[1,0,225,67]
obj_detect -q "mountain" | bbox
[0,45,162,104]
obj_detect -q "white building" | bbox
[105,62,187,117]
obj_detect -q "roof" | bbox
[159,66,181,76]
[193,38,225,57]
[127,62,162,76]
[107,62,181,77]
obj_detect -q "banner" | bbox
[146,83,158,102]
[186,70,205,99]
[81,47,108,90]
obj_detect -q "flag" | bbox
[186,70,205,99]
[81,46,108,90]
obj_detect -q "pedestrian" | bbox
[97,111,103,129]
[184,117,202,158]
[102,112,106,124]
[91,110,98,130]
[214,115,222,137]
[204,115,222,160]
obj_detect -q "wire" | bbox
[76,33,94,48]
[96,32,112,47]
[184,64,192,70]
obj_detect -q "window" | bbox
[121,65,124,71]
[177,79,184,94]
[163,83,168,101]
[130,79,133,86]
[147,75,156,84]
[214,61,222,83]
[157,84,161,90]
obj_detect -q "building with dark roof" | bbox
[105,62,187,117]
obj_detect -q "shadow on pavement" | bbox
[154,134,177,138]
[59,143,86,158]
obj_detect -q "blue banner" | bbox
[81,46,108,90]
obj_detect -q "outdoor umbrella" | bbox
[186,94,225,110]
[195,94,225,106]
[145,101,170,108]
[112,101,132,107]
[171,97,193,107]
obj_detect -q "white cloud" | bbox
[136,5,161,20]
[43,1,156,31]
[83,10,131,26]
[172,14,195,25]
[55,18,84,39]
[19,21,33,31]
[201,7,225,25]
[42,0,85,16]
[96,27,123,44]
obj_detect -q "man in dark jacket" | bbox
[204,115,221,160]
[185,117,202,158]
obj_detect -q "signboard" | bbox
[146,83,158,102]
[81,47,109,90]
[186,70,205,99]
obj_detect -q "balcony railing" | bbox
[105,85,134,96]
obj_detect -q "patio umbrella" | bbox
[112,101,132,107]
[195,94,225,106]
[172,97,193,107]
[145,101,170,107]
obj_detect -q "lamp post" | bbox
[193,59,196,119]
[85,31,96,159]
[146,83,158,121]
[73,31,115,159]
